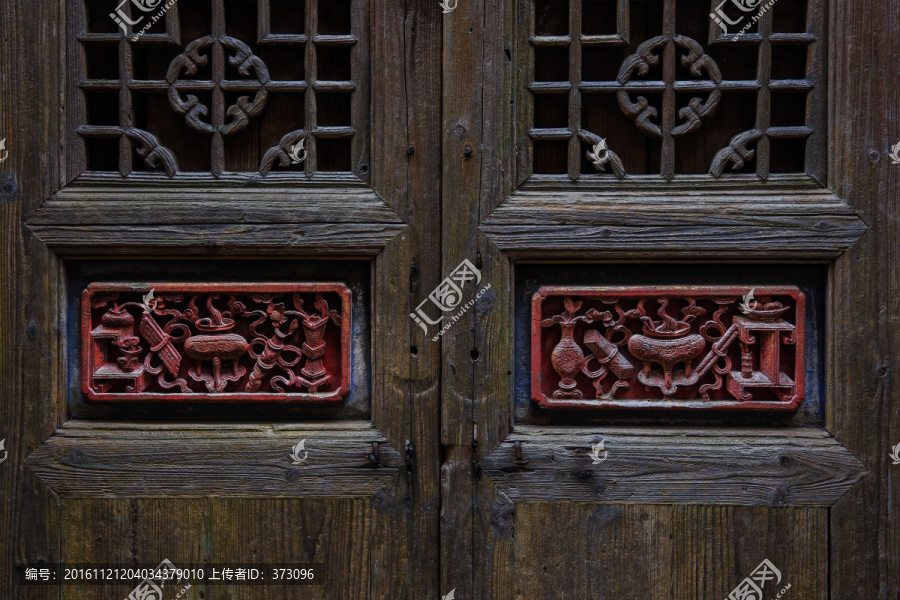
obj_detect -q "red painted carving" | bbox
[532,287,806,410]
[82,283,351,402]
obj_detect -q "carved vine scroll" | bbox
[82,283,351,402]
[531,286,806,410]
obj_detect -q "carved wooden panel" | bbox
[82,283,351,401]
[531,286,805,410]
[77,0,366,177]
[525,0,825,181]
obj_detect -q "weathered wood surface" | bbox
[480,426,866,505]
[26,223,407,257]
[60,497,376,599]
[827,0,900,597]
[485,188,865,224]
[26,422,403,497]
[1,0,66,597]
[369,0,443,596]
[30,186,401,225]
[441,0,491,593]
[512,504,827,600]
[5,0,443,597]
[481,220,868,260]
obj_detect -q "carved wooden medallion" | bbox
[531,286,806,410]
[82,283,351,402]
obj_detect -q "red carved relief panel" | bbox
[531,286,805,410]
[82,283,351,402]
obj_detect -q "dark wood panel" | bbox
[1,0,66,597]
[481,220,867,260]
[27,422,402,497]
[512,504,826,600]
[440,0,487,591]
[26,223,406,258]
[368,0,444,596]
[486,188,863,226]
[30,188,401,226]
[60,499,203,600]
[827,0,900,596]
[58,498,393,599]
[481,425,865,505]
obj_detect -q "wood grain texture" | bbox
[485,187,864,226]
[480,220,867,260]
[1,0,67,596]
[26,223,406,258]
[26,422,403,498]
[58,497,386,599]
[368,0,444,595]
[440,0,488,591]
[827,0,900,597]
[480,425,865,505]
[60,499,203,599]
[29,187,401,226]
[513,504,827,600]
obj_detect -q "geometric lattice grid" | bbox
[527,0,824,181]
[77,0,365,178]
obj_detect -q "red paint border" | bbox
[82,283,352,403]
[531,286,806,411]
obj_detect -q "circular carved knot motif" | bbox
[166,35,271,136]
[616,35,722,138]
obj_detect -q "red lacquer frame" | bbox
[531,286,806,411]
[82,283,352,402]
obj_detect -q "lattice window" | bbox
[524,0,824,181]
[76,0,367,178]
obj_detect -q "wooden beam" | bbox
[26,421,403,498]
[480,425,866,506]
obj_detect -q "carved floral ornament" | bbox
[531,286,806,410]
[82,283,351,402]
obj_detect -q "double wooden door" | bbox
[1,0,897,598]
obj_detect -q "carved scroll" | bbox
[260,129,309,175]
[709,129,763,177]
[532,286,806,410]
[126,128,179,176]
[82,283,351,402]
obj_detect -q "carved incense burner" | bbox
[82,283,351,402]
[532,286,805,410]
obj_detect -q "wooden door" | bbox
[440,0,898,598]
[1,0,442,597]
